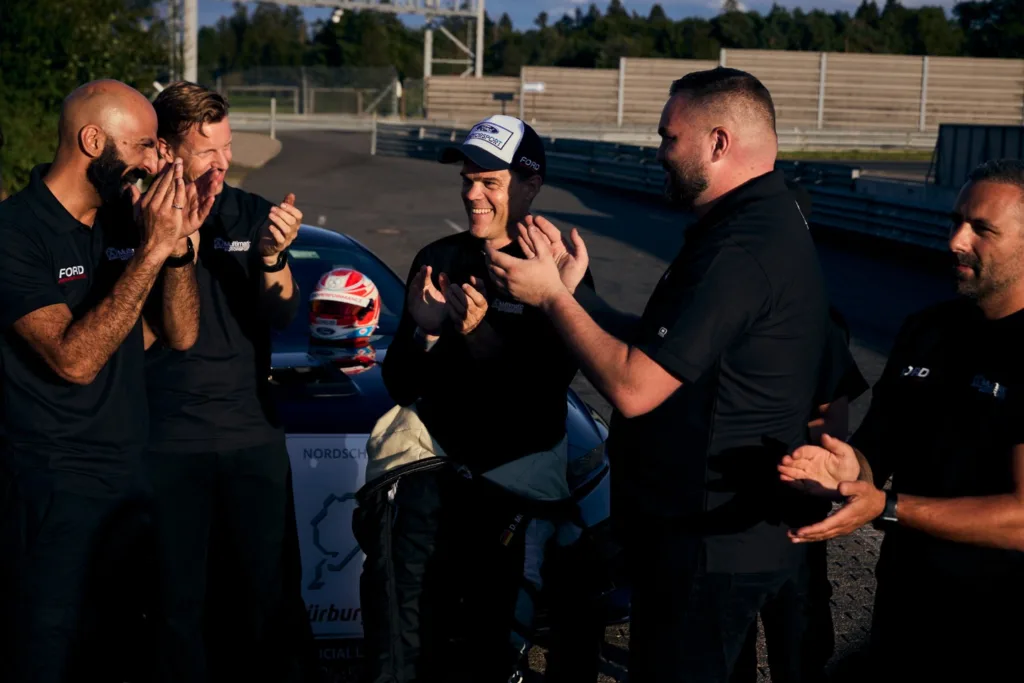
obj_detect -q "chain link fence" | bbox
[196,66,410,117]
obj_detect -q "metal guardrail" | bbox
[233,113,938,151]
[371,123,952,251]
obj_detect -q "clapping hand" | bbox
[778,433,862,498]
[446,275,488,335]
[407,265,449,335]
[516,215,589,294]
[258,193,303,264]
[131,158,189,259]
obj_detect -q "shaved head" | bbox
[47,79,160,211]
[58,79,156,151]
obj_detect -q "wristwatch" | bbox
[261,250,288,273]
[165,237,194,268]
[878,490,899,524]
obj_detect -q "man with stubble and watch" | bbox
[778,159,1024,682]
[141,82,315,683]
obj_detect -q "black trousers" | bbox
[730,541,832,683]
[623,516,811,683]
[355,465,603,683]
[0,460,158,683]
[142,438,316,683]
[868,569,1024,682]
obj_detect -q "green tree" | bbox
[955,0,1024,58]
[0,0,166,194]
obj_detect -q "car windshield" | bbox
[280,241,405,340]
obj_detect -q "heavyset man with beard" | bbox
[489,68,831,681]
[0,79,205,683]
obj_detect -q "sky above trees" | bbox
[198,0,961,32]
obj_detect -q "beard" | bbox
[954,248,1024,302]
[663,153,710,210]
[86,139,147,205]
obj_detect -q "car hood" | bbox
[269,333,397,435]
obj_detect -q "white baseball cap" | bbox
[439,114,546,180]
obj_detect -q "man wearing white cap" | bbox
[360,115,595,682]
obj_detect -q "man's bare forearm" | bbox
[574,284,640,341]
[543,290,632,408]
[261,261,299,329]
[58,248,166,382]
[159,261,200,349]
[897,493,1024,552]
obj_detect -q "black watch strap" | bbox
[165,237,194,268]
[261,250,288,273]
[875,490,899,527]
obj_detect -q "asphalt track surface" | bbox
[244,132,960,682]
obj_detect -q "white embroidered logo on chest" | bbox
[214,238,251,252]
[901,365,930,379]
[57,265,86,283]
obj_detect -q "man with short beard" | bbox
[776,158,1024,682]
[487,68,830,681]
[0,79,204,682]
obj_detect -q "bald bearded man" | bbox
[0,80,207,683]
[488,68,830,682]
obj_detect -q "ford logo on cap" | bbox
[476,123,499,134]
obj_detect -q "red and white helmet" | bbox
[309,268,381,341]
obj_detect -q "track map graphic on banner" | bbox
[286,434,370,640]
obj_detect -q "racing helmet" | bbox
[309,268,381,341]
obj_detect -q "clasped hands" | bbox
[778,421,887,544]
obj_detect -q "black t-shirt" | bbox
[607,169,830,573]
[381,231,594,472]
[0,164,147,475]
[144,185,283,453]
[850,298,1024,579]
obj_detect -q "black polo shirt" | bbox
[144,184,283,453]
[0,164,147,475]
[382,231,594,472]
[851,299,1024,580]
[607,169,830,573]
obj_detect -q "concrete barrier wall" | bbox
[519,66,619,124]
[424,75,520,123]
[424,49,1024,135]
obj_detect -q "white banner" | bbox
[287,433,370,639]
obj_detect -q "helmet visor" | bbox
[310,297,377,324]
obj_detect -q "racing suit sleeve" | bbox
[380,252,446,406]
